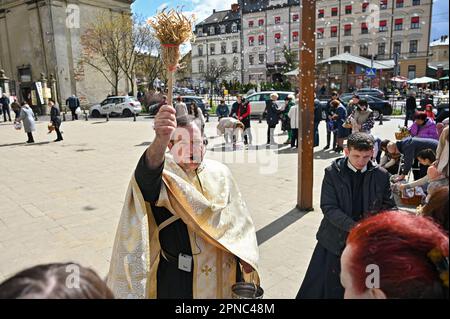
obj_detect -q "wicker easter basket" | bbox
[400,194,424,206]
[400,189,425,206]
[395,129,410,140]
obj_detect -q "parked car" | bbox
[245,91,294,121]
[339,93,354,101]
[90,96,142,118]
[150,96,211,120]
[340,94,392,119]
[180,88,195,95]
[355,88,386,100]
[173,87,196,95]
[182,96,211,121]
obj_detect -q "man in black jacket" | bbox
[314,95,323,147]
[419,92,434,110]
[387,136,438,181]
[296,133,396,299]
[404,91,417,127]
[66,94,80,120]
[0,93,11,122]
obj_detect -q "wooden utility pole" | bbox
[297,0,316,211]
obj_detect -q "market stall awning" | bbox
[285,53,395,76]
[284,69,299,76]
[317,53,395,70]
[407,77,439,84]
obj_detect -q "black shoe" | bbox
[335,146,343,153]
[54,139,63,142]
[323,145,330,150]
[26,140,34,144]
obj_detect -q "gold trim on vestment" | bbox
[107,155,260,298]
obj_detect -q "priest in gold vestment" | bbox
[107,105,260,298]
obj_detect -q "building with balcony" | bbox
[191,4,241,89]
[240,0,300,84]
[316,0,433,80]
[428,35,449,79]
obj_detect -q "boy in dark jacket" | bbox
[296,133,396,299]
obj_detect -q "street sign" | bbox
[366,68,376,77]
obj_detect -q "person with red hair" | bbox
[341,211,449,299]
[425,104,436,121]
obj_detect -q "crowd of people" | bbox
[213,92,323,149]
[0,90,448,300]
[0,94,84,144]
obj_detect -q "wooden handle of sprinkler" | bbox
[167,71,174,106]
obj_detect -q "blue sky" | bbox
[133,0,449,42]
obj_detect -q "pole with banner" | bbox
[297,0,316,211]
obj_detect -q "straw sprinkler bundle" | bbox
[148,10,193,105]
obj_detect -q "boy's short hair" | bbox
[347,133,375,151]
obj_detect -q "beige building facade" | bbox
[241,0,300,84]
[239,0,433,83]
[0,0,133,108]
[316,0,433,79]
[192,5,242,89]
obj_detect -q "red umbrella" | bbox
[391,76,409,82]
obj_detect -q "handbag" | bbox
[14,122,22,130]
[75,107,82,115]
[48,122,55,133]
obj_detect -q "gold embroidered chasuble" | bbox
[107,155,260,298]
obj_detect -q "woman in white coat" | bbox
[15,102,36,143]
[288,96,299,148]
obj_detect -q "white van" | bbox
[90,96,142,117]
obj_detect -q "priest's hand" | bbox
[154,105,177,146]
[145,105,177,170]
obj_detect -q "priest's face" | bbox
[169,123,205,172]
